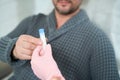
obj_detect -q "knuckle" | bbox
[25,43,32,49]
[27,43,32,49]
[26,43,36,50]
[19,35,29,41]
[28,51,32,56]
[30,44,36,50]
[19,35,25,39]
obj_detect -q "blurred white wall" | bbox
[0,0,120,75]
[0,0,53,37]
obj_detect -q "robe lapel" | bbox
[46,9,89,43]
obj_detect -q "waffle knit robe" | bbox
[0,9,119,80]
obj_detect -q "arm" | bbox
[0,16,40,67]
[31,44,65,80]
[90,32,120,80]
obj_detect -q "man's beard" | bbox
[55,7,78,15]
[56,0,72,3]
[54,0,80,15]
[55,6,79,15]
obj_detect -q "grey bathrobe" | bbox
[0,9,119,80]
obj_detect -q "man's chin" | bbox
[57,8,71,13]
[58,11,71,15]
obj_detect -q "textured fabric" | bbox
[0,9,119,80]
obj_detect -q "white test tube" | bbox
[39,29,47,49]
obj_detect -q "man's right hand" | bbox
[13,35,42,60]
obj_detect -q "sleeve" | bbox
[0,16,34,68]
[90,31,120,80]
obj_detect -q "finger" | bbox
[15,49,32,60]
[15,45,33,55]
[21,48,33,56]
[40,44,52,57]
[32,46,42,57]
[23,35,42,45]
[20,54,32,60]
[22,41,36,50]
[40,48,45,56]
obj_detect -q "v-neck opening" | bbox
[46,9,89,42]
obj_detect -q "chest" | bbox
[50,29,91,65]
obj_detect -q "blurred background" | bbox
[0,0,120,79]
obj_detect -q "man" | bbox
[0,0,119,80]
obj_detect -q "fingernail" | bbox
[40,48,45,56]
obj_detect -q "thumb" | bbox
[32,46,42,58]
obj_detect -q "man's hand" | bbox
[31,44,65,80]
[13,35,42,60]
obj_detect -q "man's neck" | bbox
[55,9,80,29]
